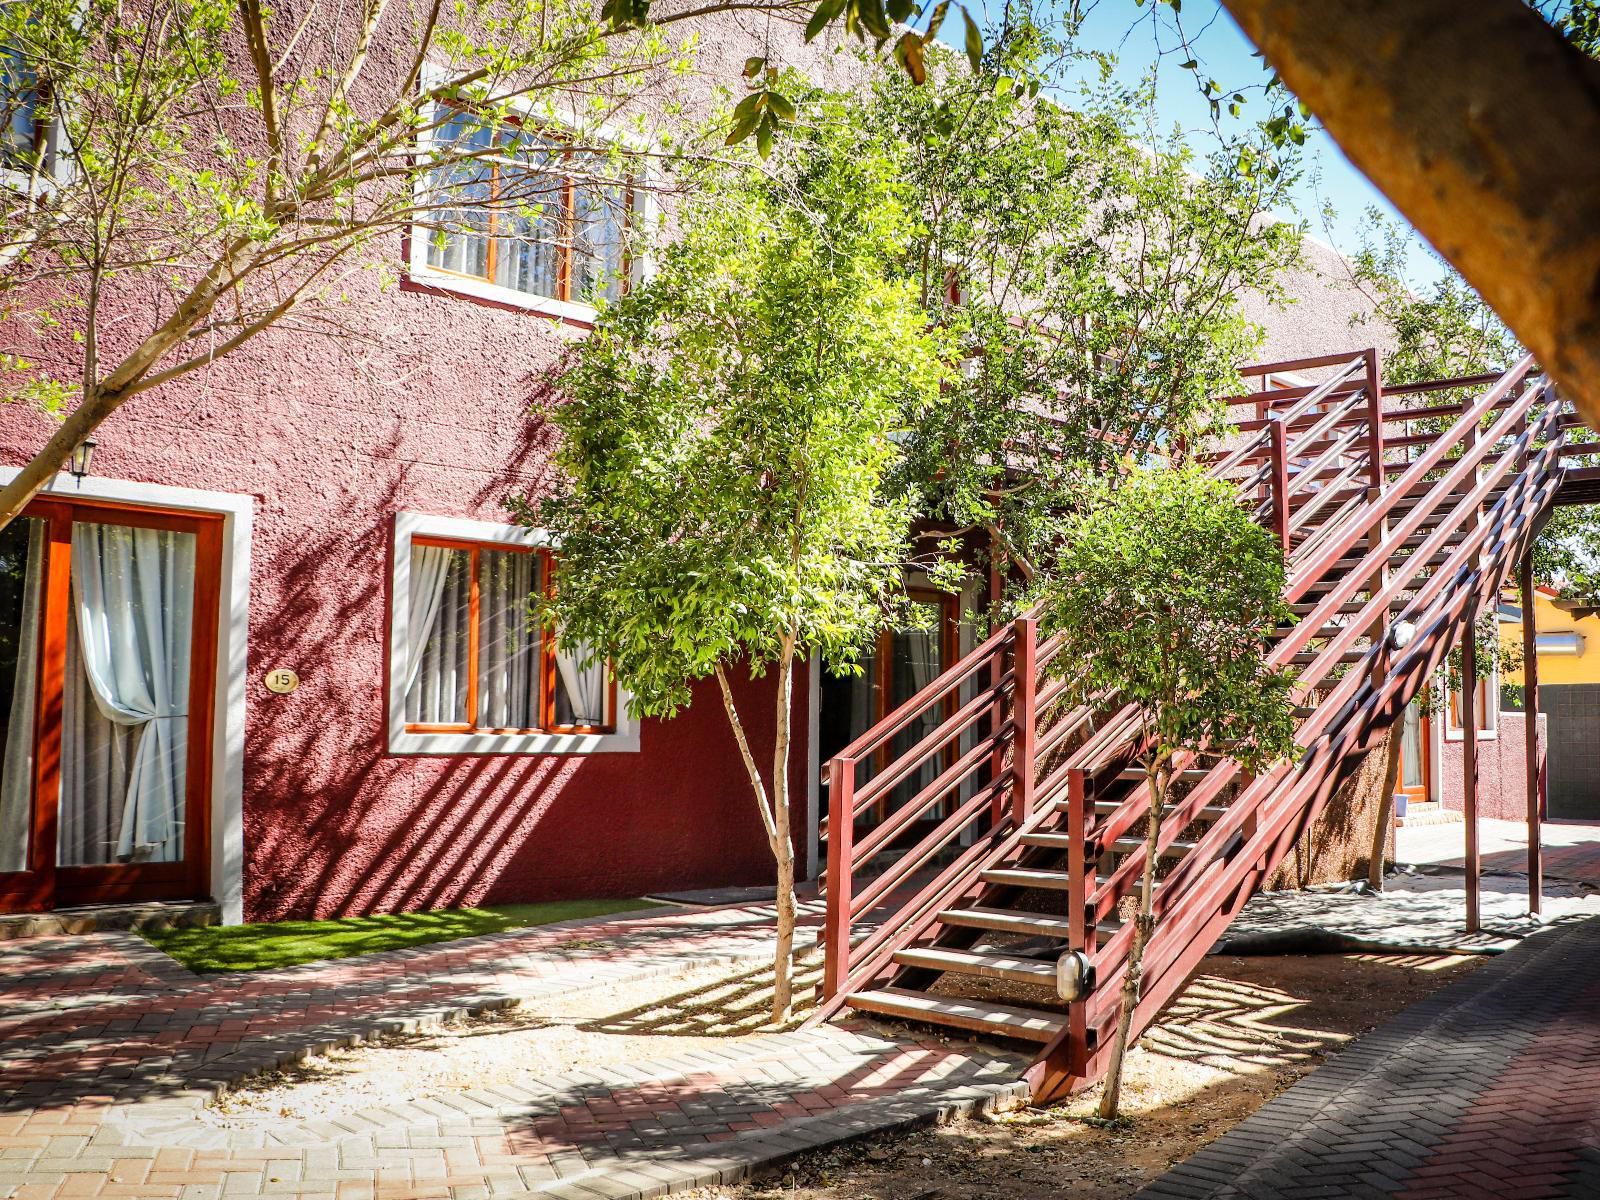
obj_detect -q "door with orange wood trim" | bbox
[0,499,222,914]
[1396,696,1432,808]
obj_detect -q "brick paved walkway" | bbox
[0,902,1028,1200]
[1141,915,1600,1200]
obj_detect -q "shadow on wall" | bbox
[238,373,784,923]
[241,401,607,922]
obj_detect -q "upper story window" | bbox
[388,513,637,756]
[0,44,69,194]
[412,105,639,321]
[0,48,39,172]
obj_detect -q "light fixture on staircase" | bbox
[1389,620,1417,651]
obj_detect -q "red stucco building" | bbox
[0,15,1386,926]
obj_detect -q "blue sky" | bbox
[942,0,1445,287]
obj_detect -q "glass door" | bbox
[0,500,221,914]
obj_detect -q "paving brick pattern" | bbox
[0,902,1027,1200]
[1141,916,1600,1200]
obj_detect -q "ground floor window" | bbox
[404,537,612,735]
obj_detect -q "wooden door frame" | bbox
[1397,700,1433,806]
[0,497,224,913]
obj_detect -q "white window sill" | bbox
[389,728,640,756]
[405,263,601,325]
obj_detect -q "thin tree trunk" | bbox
[1369,727,1405,892]
[770,630,798,1024]
[1098,756,1168,1119]
[714,660,796,1026]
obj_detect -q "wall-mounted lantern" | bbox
[67,437,96,479]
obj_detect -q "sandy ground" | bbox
[686,951,1483,1200]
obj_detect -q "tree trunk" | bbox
[770,633,797,1025]
[1098,757,1168,1119]
[1219,0,1600,429]
[1369,727,1405,892]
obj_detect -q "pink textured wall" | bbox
[0,283,813,919]
[1438,712,1545,822]
[0,8,861,920]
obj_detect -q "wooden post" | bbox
[1363,347,1386,491]
[1268,417,1291,553]
[1065,767,1091,1074]
[988,539,1005,826]
[1462,611,1481,934]
[1012,616,1038,826]
[822,755,855,1000]
[1520,552,1543,915]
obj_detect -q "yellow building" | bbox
[1501,588,1600,688]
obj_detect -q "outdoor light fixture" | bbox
[67,437,96,480]
[1389,620,1417,651]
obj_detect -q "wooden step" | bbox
[845,986,1065,1043]
[937,906,1073,937]
[981,867,1073,891]
[1290,648,1369,666]
[1110,836,1197,857]
[894,946,1057,985]
[1091,799,1227,821]
[1019,830,1075,849]
[1288,598,1409,616]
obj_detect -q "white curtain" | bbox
[555,644,608,727]
[405,544,455,695]
[61,523,194,866]
[477,549,540,729]
[405,547,470,724]
[0,520,42,874]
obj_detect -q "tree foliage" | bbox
[1036,464,1297,1117]
[527,98,951,1020]
[531,99,950,718]
[868,30,1305,567]
[1039,466,1298,773]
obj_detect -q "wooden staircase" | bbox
[811,350,1580,1102]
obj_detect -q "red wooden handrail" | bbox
[816,347,1565,1057]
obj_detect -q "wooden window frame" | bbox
[422,107,635,308]
[403,535,616,738]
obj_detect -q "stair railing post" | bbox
[1520,552,1544,915]
[822,754,856,1001]
[1012,616,1038,826]
[1065,766,1091,1073]
[1462,609,1481,934]
[1363,347,1386,491]
[1268,415,1292,554]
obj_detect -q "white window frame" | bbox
[388,511,638,756]
[405,78,657,324]
[1443,659,1499,742]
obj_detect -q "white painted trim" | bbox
[388,511,639,755]
[10,469,254,925]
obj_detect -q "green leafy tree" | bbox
[1037,466,1297,1118]
[868,29,1304,574]
[526,105,952,1022]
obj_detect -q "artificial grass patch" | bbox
[142,897,658,972]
